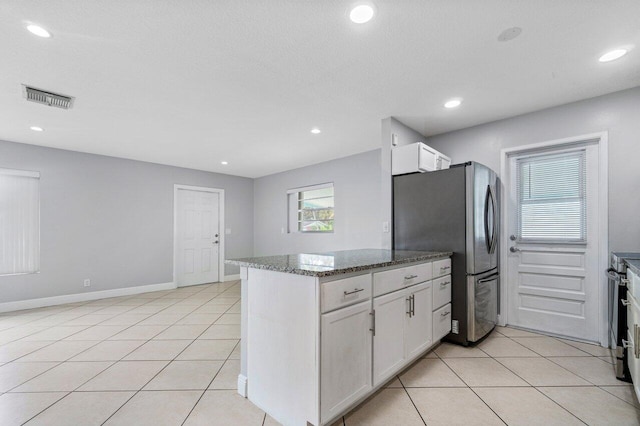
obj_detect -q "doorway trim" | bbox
[173,184,225,287]
[499,131,608,345]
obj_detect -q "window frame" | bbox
[287,182,334,234]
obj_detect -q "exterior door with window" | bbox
[506,143,600,341]
[176,188,221,286]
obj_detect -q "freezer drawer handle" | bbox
[343,288,364,296]
[404,274,418,280]
[478,275,499,284]
[622,299,631,306]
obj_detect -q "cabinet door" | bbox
[321,300,372,422]
[404,282,433,360]
[373,289,407,386]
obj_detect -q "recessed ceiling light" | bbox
[221,161,228,165]
[311,128,321,134]
[444,99,462,109]
[30,126,44,132]
[349,4,375,24]
[599,48,628,62]
[26,24,51,38]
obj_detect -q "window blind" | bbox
[516,150,586,243]
[0,169,40,275]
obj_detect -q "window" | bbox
[516,150,586,243]
[0,169,40,275]
[287,183,334,233]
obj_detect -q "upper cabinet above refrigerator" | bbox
[392,142,451,175]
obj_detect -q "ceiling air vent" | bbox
[22,85,75,109]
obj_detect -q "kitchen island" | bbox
[227,249,452,426]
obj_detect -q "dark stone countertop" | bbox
[626,259,640,277]
[226,248,452,278]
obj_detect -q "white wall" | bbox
[380,117,429,249]
[253,150,382,256]
[0,140,254,304]
[423,86,640,251]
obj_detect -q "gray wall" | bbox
[423,86,640,251]
[253,149,382,256]
[0,140,254,303]
[381,117,429,248]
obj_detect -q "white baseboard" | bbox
[0,281,177,314]
[237,374,248,397]
[224,274,241,282]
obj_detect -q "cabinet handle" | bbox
[622,299,631,306]
[370,310,376,336]
[343,288,364,296]
[410,294,415,317]
[440,265,450,271]
[636,325,640,359]
[621,278,630,287]
[440,281,450,288]
[406,297,412,316]
[441,311,450,317]
[404,274,418,280]
[623,339,632,349]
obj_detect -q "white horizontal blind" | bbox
[287,183,334,233]
[516,150,586,243]
[0,169,40,275]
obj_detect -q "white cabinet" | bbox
[626,268,640,401]
[372,288,407,385]
[405,282,434,360]
[321,300,372,422]
[373,282,433,386]
[433,303,452,341]
[391,142,451,175]
[432,275,452,310]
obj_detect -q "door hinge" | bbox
[370,310,376,336]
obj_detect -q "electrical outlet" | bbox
[84,279,91,287]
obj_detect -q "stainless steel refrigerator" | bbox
[393,161,499,345]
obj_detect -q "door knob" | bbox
[215,234,219,237]
[213,241,219,244]
[509,246,520,253]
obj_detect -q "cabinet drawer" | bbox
[433,258,451,278]
[321,274,372,313]
[373,262,432,297]
[432,275,452,309]
[433,303,452,341]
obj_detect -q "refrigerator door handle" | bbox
[489,185,498,254]
[484,185,492,254]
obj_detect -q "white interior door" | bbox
[176,188,221,286]
[506,142,601,342]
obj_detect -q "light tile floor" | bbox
[1,282,639,425]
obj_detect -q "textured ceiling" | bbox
[1,1,639,178]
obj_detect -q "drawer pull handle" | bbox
[441,311,450,317]
[622,299,631,306]
[440,266,450,271]
[404,274,418,280]
[344,288,364,296]
[440,282,450,287]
